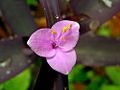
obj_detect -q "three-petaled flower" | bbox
[27,20,80,75]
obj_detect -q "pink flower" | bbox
[27,20,80,75]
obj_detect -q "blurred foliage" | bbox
[69,65,120,90]
[108,12,120,38]
[101,85,120,90]
[69,65,85,83]
[26,0,38,6]
[0,68,32,90]
[97,25,112,37]
[97,12,120,39]
[105,66,120,85]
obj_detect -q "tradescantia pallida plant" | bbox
[0,0,120,90]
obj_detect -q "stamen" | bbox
[67,23,72,30]
[61,36,66,42]
[62,23,72,33]
[62,26,67,33]
[52,29,57,35]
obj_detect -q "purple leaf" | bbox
[76,32,120,66]
[70,0,120,23]
[70,0,120,34]
[0,0,37,36]
[0,37,34,83]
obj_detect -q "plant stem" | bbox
[33,0,69,90]
[39,0,61,27]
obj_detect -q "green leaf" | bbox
[86,70,94,80]
[0,84,3,90]
[105,66,120,85]
[86,76,105,90]
[97,25,111,37]
[69,83,74,90]
[69,64,87,83]
[26,0,38,6]
[3,68,32,90]
[101,85,120,90]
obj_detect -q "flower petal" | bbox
[27,29,56,57]
[59,21,80,51]
[47,49,76,75]
[51,20,79,39]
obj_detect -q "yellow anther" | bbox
[62,23,72,33]
[62,26,67,33]
[61,36,66,42]
[52,29,57,35]
[67,23,72,30]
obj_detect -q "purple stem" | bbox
[39,0,61,27]
[33,0,69,90]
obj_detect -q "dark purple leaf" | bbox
[76,32,120,66]
[70,0,120,34]
[70,0,120,23]
[0,37,34,83]
[0,0,37,36]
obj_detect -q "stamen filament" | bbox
[61,36,66,42]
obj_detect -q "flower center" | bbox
[52,42,57,49]
[51,23,73,48]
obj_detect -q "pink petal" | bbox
[51,20,79,39]
[59,21,80,51]
[47,49,76,75]
[27,29,56,58]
